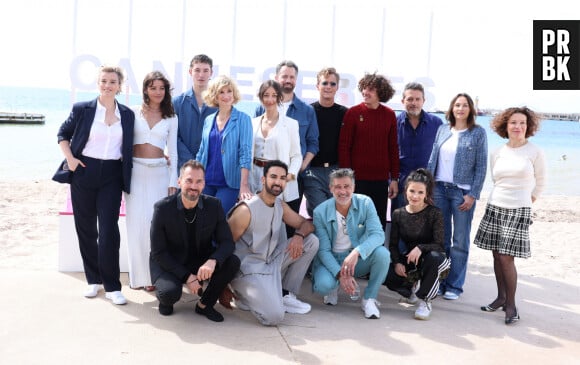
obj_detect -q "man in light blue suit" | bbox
[173,54,217,169]
[312,168,389,319]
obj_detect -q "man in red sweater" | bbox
[338,73,400,229]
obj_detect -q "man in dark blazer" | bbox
[150,160,240,322]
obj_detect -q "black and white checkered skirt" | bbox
[474,204,532,258]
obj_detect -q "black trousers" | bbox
[355,180,389,230]
[70,156,123,292]
[384,251,449,301]
[154,255,241,308]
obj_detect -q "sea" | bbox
[1,86,579,196]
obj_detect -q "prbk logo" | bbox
[533,20,580,90]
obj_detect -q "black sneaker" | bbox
[195,303,224,322]
[158,303,174,316]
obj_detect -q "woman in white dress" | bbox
[125,71,178,290]
[250,80,301,204]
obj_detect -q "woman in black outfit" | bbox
[57,65,135,305]
[384,168,450,320]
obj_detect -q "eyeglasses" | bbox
[320,81,337,87]
[340,216,348,235]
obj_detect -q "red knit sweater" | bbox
[338,102,399,181]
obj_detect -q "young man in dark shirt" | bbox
[303,67,347,217]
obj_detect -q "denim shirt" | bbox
[173,88,217,169]
[313,194,385,277]
[427,124,488,199]
[397,110,443,191]
[255,94,319,158]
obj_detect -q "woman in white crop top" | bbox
[125,71,178,290]
[475,107,546,325]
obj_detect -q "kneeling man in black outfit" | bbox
[150,160,240,322]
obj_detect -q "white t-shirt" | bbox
[436,128,470,190]
[333,210,352,253]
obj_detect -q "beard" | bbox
[264,182,283,197]
[281,83,295,94]
[182,189,200,202]
[406,108,421,117]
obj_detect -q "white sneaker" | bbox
[283,293,311,314]
[443,291,460,300]
[361,298,381,319]
[323,287,338,306]
[84,284,102,298]
[105,291,127,305]
[414,300,432,320]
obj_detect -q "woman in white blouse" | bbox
[125,71,178,291]
[474,107,545,325]
[57,65,135,305]
[250,80,301,205]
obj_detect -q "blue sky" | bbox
[1,0,579,113]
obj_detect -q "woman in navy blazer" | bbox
[195,75,253,214]
[57,65,135,305]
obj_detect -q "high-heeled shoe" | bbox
[505,308,520,325]
[480,302,506,312]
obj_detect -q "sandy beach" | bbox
[1,180,579,364]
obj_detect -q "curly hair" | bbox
[446,93,477,129]
[357,73,395,102]
[142,71,175,119]
[491,106,540,139]
[202,75,241,107]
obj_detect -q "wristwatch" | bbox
[294,232,305,239]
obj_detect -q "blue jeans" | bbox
[302,165,336,217]
[312,245,390,299]
[203,185,239,216]
[433,182,476,295]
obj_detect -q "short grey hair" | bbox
[329,168,355,185]
[403,82,425,98]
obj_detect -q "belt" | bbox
[133,157,167,168]
[310,162,334,168]
[437,181,458,188]
[253,158,269,167]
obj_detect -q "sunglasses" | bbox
[320,81,337,87]
[340,216,348,235]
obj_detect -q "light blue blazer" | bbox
[313,194,385,277]
[196,107,253,189]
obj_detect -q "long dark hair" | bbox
[446,93,477,129]
[142,71,175,119]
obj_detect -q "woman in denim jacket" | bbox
[427,93,487,300]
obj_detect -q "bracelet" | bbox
[186,279,198,284]
[294,232,305,239]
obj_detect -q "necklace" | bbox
[184,210,197,224]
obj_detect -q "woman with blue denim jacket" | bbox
[427,93,487,300]
[196,75,253,214]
